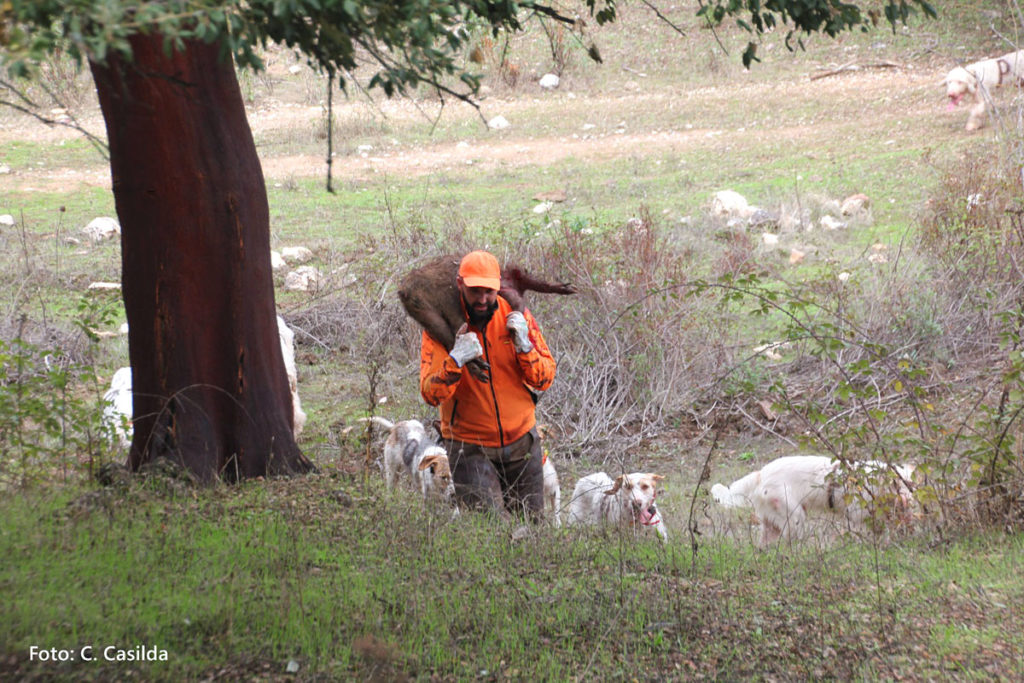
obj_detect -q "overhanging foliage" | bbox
[2,0,936,90]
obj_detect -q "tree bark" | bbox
[89,36,314,482]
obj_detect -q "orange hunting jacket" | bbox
[419,296,556,448]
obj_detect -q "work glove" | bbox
[449,324,483,368]
[506,311,534,353]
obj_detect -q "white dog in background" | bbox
[102,366,134,449]
[711,455,915,545]
[542,451,562,526]
[276,315,307,437]
[945,50,1024,130]
[363,416,455,504]
[568,471,668,542]
[103,316,306,448]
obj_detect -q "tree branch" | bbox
[639,0,687,37]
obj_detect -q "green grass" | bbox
[2,475,1021,680]
[0,138,104,173]
[3,2,1024,679]
[0,187,115,234]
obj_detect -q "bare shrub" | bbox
[471,35,523,92]
[290,206,748,464]
[719,146,1024,531]
[36,51,95,110]
[920,149,1024,288]
[514,209,740,459]
[539,20,575,76]
[711,228,759,278]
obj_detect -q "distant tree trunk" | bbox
[89,36,314,482]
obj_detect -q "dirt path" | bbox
[1,67,950,193]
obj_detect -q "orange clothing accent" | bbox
[420,297,556,448]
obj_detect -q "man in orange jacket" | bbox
[420,250,556,521]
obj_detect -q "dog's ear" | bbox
[650,474,664,482]
[606,475,624,495]
[418,454,441,471]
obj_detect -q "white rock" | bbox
[533,202,553,214]
[840,193,870,216]
[819,215,847,231]
[762,233,779,246]
[284,266,321,292]
[281,246,314,264]
[711,190,756,220]
[88,282,122,291]
[487,115,510,130]
[753,342,788,362]
[539,73,560,90]
[83,216,121,242]
[868,243,888,264]
[288,64,303,75]
[0,214,15,226]
[270,250,287,271]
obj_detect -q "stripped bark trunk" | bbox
[89,36,314,482]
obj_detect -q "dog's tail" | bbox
[711,471,760,508]
[358,416,395,431]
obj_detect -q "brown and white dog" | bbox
[711,455,915,545]
[363,416,455,504]
[567,471,668,542]
[945,50,1024,131]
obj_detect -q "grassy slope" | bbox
[3,1,1024,679]
[2,474,1022,681]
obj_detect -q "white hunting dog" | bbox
[945,50,1024,131]
[568,471,668,542]
[711,455,915,545]
[363,417,455,503]
[542,451,562,527]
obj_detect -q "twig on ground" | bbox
[733,401,797,447]
[810,60,905,80]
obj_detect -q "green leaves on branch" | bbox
[696,0,937,67]
[2,0,937,91]
[0,0,618,97]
